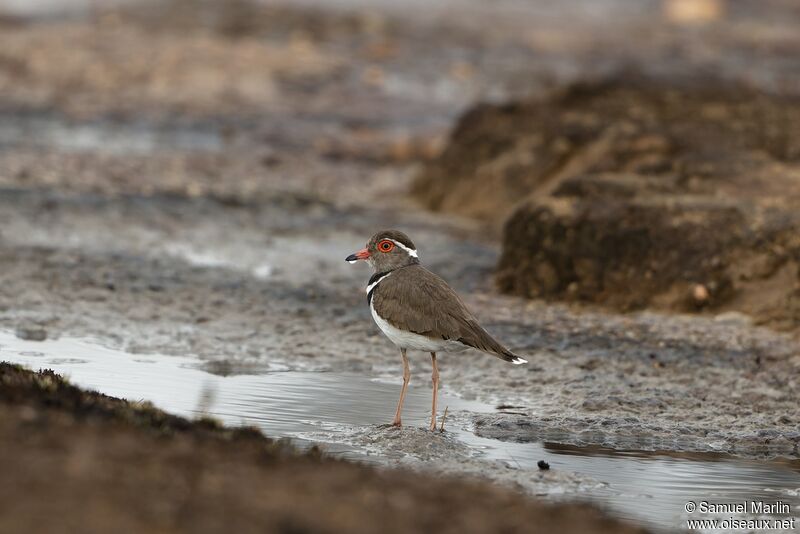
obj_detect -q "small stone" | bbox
[15,326,47,342]
[663,0,723,24]
[537,460,550,470]
[691,283,710,305]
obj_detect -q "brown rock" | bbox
[414,76,800,328]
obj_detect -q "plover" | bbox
[346,229,527,431]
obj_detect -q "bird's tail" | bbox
[497,349,528,365]
[458,319,528,365]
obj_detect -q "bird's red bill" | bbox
[345,248,370,263]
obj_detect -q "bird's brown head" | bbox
[346,229,419,273]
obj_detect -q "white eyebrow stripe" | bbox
[366,272,393,294]
[390,239,418,258]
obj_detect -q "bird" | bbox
[345,229,527,431]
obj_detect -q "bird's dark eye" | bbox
[378,240,394,253]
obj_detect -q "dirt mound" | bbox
[413,77,800,328]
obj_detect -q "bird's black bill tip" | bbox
[346,248,370,263]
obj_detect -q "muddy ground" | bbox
[0,0,799,531]
[0,363,647,534]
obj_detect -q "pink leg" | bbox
[429,352,439,431]
[391,349,410,427]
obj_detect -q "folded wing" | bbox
[372,265,526,364]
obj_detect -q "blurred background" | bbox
[0,0,798,268]
[2,0,799,337]
[1,1,799,533]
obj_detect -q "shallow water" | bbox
[0,116,224,155]
[1,331,798,532]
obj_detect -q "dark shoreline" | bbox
[0,362,647,534]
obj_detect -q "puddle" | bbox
[1,330,798,532]
[0,115,224,155]
[0,0,103,18]
[161,242,274,279]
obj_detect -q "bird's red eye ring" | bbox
[378,239,394,253]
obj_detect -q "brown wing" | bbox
[372,265,523,362]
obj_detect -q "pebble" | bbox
[15,326,47,342]
[691,284,710,305]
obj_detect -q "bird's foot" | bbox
[391,419,402,428]
[428,419,436,432]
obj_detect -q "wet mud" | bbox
[1,362,652,534]
[3,184,798,459]
[3,333,799,531]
